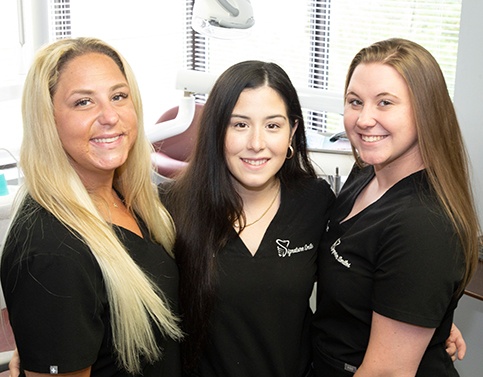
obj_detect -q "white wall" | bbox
[69,0,186,125]
[452,1,483,376]
[309,150,354,179]
[0,1,187,163]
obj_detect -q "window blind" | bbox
[185,0,208,102]
[325,0,461,98]
[186,0,462,134]
[50,0,71,40]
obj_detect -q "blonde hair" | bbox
[15,37,181,373]
[345,38,480,293]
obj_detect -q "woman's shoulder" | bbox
[1,199,102,303]
[3,197,94,263]
[284,176,335,207]
[383,175,454,240]
[15,197,78,234]
[341,163,373,190]
[391,193,449,229]
[387,170,439,209]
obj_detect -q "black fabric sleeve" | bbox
[1,214,106,373]
[372,204,464,327]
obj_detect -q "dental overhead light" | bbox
[192,0,255,39]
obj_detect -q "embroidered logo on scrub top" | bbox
[330,238,351,268]
[276,239,314,257]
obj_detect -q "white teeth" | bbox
[92,135,120,143]
[242,158,267,166]
[361,135,386,142]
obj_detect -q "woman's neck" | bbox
[235,178,280,204]
[372,150,425,192]
[234,178,281,229]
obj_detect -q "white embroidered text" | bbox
[330,238,351,268]
[276,239,314,257]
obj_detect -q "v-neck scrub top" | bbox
[312,165,464,377]
[197,178,335,377]
[1,196,182,377]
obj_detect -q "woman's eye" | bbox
[233,122,248,128]
[266,123,280,129]
[113,92,129,102]
[348,98,362,106]
[74,98,92,107]
[379,99,392,107]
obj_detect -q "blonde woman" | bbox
[1,38,182,377]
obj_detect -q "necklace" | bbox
[112,189,121,208]
[234,184,281,228]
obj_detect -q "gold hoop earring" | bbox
[286,145,294,160]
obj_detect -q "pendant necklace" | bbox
[234,184,280,228]
[112,189,121,208]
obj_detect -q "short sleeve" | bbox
[1,218,106,373]
[372,204,464,328]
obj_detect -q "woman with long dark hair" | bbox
[164,60,334,377]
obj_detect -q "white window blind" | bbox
[326,1,461,99]
[50,0,71,40]
[186,0,462,134]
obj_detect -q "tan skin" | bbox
[51,51,142,240]
[20,52,141,377]
[224,86,296,256]
[236,179,281,255]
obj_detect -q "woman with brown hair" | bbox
[312,38,479,377]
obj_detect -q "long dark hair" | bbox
[165,60,316,370]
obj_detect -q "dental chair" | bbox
[151,103,203,180]
[145,69,343,183]
[145,70,216,183]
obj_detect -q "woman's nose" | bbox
[98,103,119,125]
[247,127,266,151]
[356,107,377,128]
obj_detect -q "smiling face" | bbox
[52,52,138,185]
[344,63,423,173]
[224,85,296,193]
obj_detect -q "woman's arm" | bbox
[445,323,466,361]
[8,349,20,377]
[354,312,435,377]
